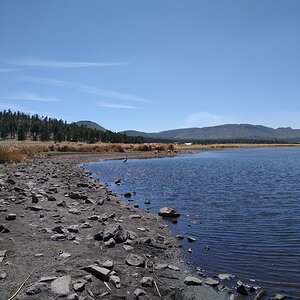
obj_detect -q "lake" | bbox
[85,147,300,298]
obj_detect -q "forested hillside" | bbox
[0,110,143,143]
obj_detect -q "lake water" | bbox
[85,148,300,298]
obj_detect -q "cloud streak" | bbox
[19,76,155,104]
[3,58,128,69]
[0,92,64,102]
[96,102,138,109]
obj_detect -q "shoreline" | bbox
[0,152,232,300]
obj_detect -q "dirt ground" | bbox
[0,153,234,300]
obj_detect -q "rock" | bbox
[52,226,66,234]
[68,293,79,300]
[158,207,181,218]
[47,196,56,201]
[0,272,7,279]
[73,280,86,292]
[204,278,219,286]
[88,215,99,220]
[144,200,151,204]
[109,275,121,288]
[50,275,71,297]
[39,276,58,282]
[67,225,79,233]
[69,208,81,215]
[218,273,233,280]
[176,234,184,240]
[0,250,7,263]
[82,265,111,281]
[27,205,43,211]
[5,213,16,221]
[50,234,67,241]
[97,199,104,206]
[103,224,128,243]
[154,263,168,270]
[26,282,49,295]
[104,238,116,248]
[187,236,197,242]
[59,252,71,258]
[94,232,103,241]
[124,192,132,198]
[254,289,266,300]
[123,245,134,251]
[237,284,249,296]
[134,288,146,298]
[69,192,82,199]
[80,222,92,229]
[0,225,10,233]
[184,276,202,286]
[271,294,287,300]
[57,200,66,207]
[168,264,180,271]
[114,179,122,185]
[102,260,114,269]
[140,276,154,287]
[125,254,145,267]
[129,214,141,219]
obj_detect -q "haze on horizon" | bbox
[0,0,299,133]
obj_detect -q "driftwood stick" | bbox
[104,281,111,290]
[8,269,36,300]
[154,280,162,298]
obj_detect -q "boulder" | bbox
[158,207,181,218]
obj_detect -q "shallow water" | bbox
[85,148,300,298]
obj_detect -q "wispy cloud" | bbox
[0,92,64,102]
[0,103,22,110]
[3,58,128,69]
[96,102,138,109]
[0,67,33,73]
[19,76,155,104]
[183,111,232,128]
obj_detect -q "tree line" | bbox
[0,110,144,143]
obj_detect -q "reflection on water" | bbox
[85,148,300,298]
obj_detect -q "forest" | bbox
[0,110,144,144]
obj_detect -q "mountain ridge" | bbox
[122,124,300,142]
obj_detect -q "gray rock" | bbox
[176,234,184,240]
[27,205,43,211]
[158,207,181,218]
[57,200,66,207]
[51,275,71,297]
[109,275,121,289]
[0,272,7,279]
[26,282,49,295]
[82,265,111,281]
[68,293,79,300]
[204,278,219,286]
[236,284,249,296]
[67,225,79,233]
[39,276,58,282]
[125,254,145,267]
[124,192,132,198]
[6,213,16,220]
[218,273,233,280]
[94,232,103,241]
[140,276,154,287]
[102,260,114,269]
[184,276,202,285]
[154,263,168,270]
[129,214,141,219]
[73,280,86,292]
[80,222,92,229]
[134,288,146,298]
[47,196,56,201]
[88,215,99,220]
[0,250,7,263]
[103,224,128,243]
[123,245,134,251]
[52,226,66,234]
[104,238,116,248]
[168,264,180,271]
[271,294,287,300]
[50,234,67,241]
[187,236,197,242]
[69,208,81,215]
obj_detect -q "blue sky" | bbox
[0,0,300,132]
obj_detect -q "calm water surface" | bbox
[85,148,300,298]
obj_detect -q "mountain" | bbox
[122,124,300,142]
[76,121,106,131]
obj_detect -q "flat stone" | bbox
[168,264,180,271]
[69,208,81,215]
[6,213,17,220]
[67,225,79,233]
[154,263,168,270]
[109,275,121,289]
[59,252,71,258]
[123,245,134,251]
[26,282,49,295]
[50,234,67,241]
[83,265,111,281]
[51,275,71,297]
[0,272,7,279]
[158,207,181,218]
[187,236,197,242]
[204,278,219,286]
[125,254,145,267]
[27,205,43,211]
[184,276,202,286]
[140,276,154,287]
[88,215,99,220]
[102,260,114,269]
[80,222,92,229]
[103,224,128,243]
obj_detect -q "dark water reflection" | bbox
[85,148,300,298]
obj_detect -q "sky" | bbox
[0,0,300,132]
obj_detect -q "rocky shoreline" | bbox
[0,152,267,300]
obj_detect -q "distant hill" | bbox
[76,121,106,131]
[122,124,300,142]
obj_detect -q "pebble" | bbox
[134,288,146,298]
[6,213,17,221]
[140,276,154,287]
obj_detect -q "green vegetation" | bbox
[0,110,143,143]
